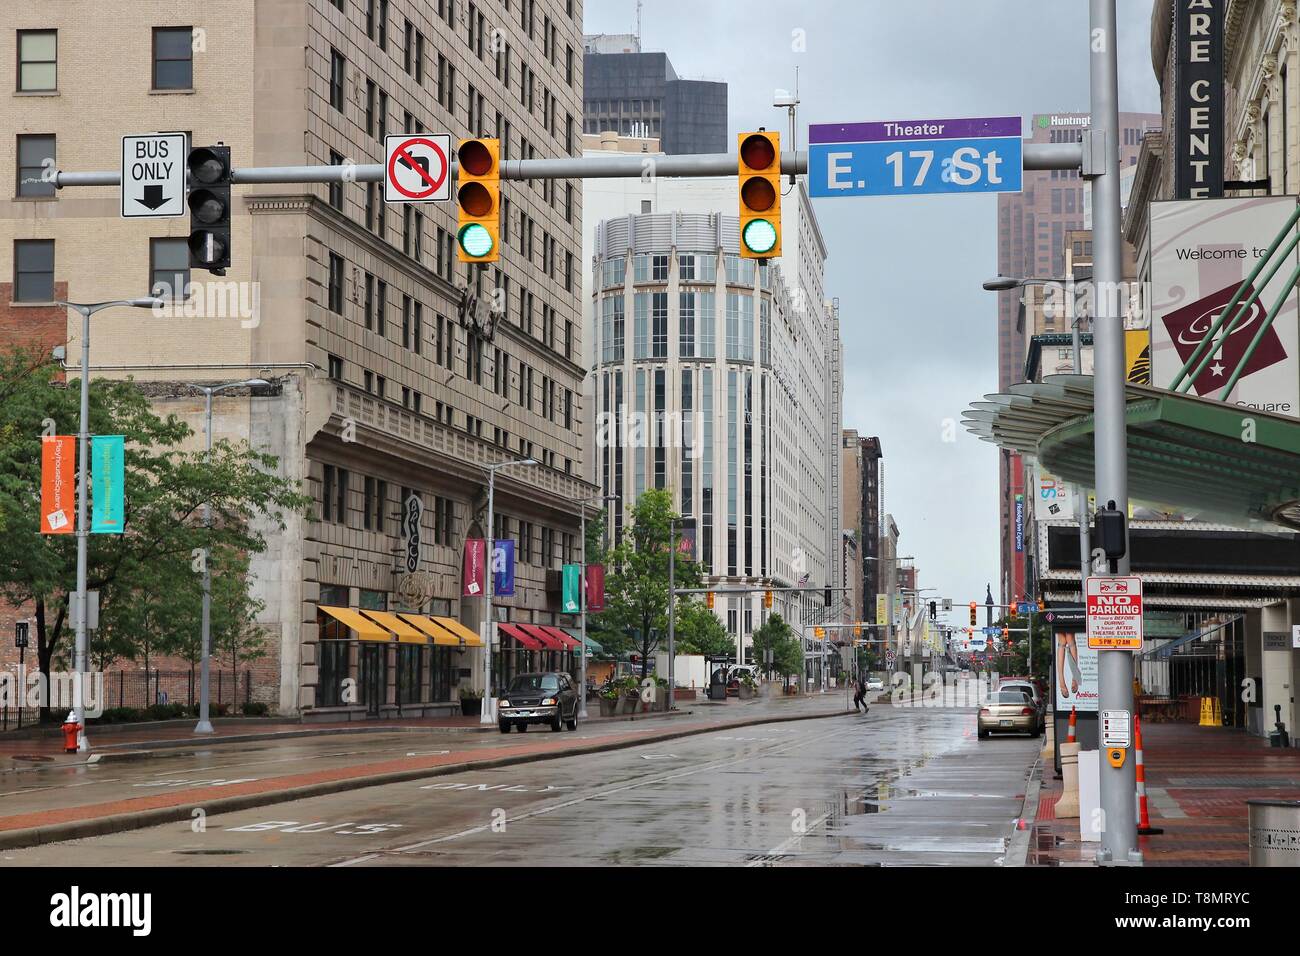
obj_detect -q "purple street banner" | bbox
[462,538,486,597]
[808,115,1023,198]
[493,538,515,596]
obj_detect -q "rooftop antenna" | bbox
[636,0,642,48]
[774,66,800,186]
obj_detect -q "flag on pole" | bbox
[462,538,486,596]
[586,564,605,611]
[561,563,581,613]
[90,435,125,534]
[40,436,75,534]
[493,539,515,595]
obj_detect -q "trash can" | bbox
[1248,799,1300,867]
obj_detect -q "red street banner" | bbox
[585,564,605,611]
[40,436,75,534]
[462,538,486,597]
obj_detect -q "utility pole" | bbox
[1088,0,1139,865]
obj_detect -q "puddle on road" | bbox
[603,845,679,863]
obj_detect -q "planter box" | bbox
[620,695,640,715]
[459,698,483,716]
[674,688,698,702]
[737,685,755,700]
[598,697,619,717]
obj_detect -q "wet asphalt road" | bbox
[0,706,1038,866]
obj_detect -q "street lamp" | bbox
[56,297,165,753]
[190,378,270,735]
[666,515,696,712]
[480,456,539,725]
[572,491,618,719]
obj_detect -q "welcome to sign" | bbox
[1174,0,1225,199]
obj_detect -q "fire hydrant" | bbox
[61,711,81,753]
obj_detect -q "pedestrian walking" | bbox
[853,677,868,713]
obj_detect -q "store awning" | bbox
[499,622,544,649]
[518,623,564,650]
[963,373,1300,530]
[398,614,461,647]
[360,610,426,644]
[561,628,604,654]
[434,616,484,647]
[319,606,389,641]
[536,625,580,649]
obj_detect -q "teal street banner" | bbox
[561,563,582,613]
[91,435,125,534]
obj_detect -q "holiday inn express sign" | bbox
[1174,0,1225,199]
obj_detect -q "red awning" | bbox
[517,623,563,650]
[538,625,580,649]
[499,622,544,649]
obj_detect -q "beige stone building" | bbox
[1,0,593,718]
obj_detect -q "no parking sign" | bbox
[384,134,451,204]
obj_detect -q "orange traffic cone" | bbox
[1135,714,1163,835]
[1066,706,1077,743]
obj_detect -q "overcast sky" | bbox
[584,0,1161,622]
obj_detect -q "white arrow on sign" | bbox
[384,133,451,204]
[121,133,187,219]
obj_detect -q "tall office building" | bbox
[993,111,1157,604]
[581,35,727,154]
[581,138,840,676]
[0,0,590,717]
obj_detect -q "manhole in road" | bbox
[172,849,250,856]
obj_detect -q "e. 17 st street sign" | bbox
[808,117,1023,198]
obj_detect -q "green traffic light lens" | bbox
[458,223,494,258]
[742,218,777,254]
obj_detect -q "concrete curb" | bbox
[1006,756,1043,867]
[0,706,851,851]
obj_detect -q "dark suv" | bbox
[498,672,579,733]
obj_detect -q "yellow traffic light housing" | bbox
[738,131,781,259]
[814,626,825,639]
[854,623,862,637]
[969,601,978,626]
[763,589,773,609]
[456,138,500,263]
[705,591,715,610]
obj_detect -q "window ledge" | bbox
[14,89,59,97]
[12,196,58,203]
[149,88,196,95]
[9,300,58,308]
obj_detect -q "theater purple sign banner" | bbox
[1150,196,1300,416]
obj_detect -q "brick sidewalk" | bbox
[1029,720,1300,866]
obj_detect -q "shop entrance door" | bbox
[360,644,384,717]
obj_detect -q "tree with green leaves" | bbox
[0,349,310,720]
[751,613,804,686]
[673,597,732,658]
[590,488,701,678]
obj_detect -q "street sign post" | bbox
[120,133,186,219]
[808,117,1023,198]
[1086,576,1143,650]
[385,134,451,204]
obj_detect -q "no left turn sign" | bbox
[385,134,450,204]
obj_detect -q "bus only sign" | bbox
[1085,576,1144,650]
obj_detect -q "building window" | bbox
[17,30,57,92]
[328,354,343,381]
[329,48,346,112]
[152,27,194,90]
[16,134,55,198]
[327,253,344,312]
[149,238,190,300]
[328,150,344,209]
[13,240,54,302]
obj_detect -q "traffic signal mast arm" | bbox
[52,142,1077,189]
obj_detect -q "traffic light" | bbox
[738,130,781,259]
[763,589,773,609]
[854,623,862,637]
[1037,599,1046,612]
[814,626,825,639]
[705,591,715,610]
[969,601,978,626]
[456,138,500,263]
[824,586,833,607]
[187,145,232,274]
[929,600,937,620]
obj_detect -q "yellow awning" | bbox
[433,616,484,647]
[360,610,427,644]
[398,614,461,647]
[319,605,389,641]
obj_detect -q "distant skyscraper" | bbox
[993,111,1158,604]
[581,34,727,154]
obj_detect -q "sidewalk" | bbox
[1028,720,1300,866]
